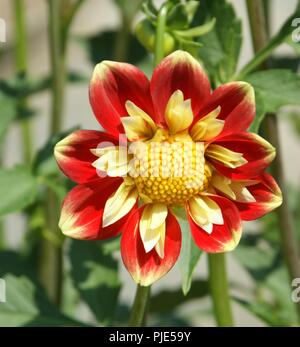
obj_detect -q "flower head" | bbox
[55,50,282,286]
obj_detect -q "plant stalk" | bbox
[49,0,66,135]
[208,253,234,326]
[246,0,300,321]
[14,0,32,163]
[129,285,151,327]
[38,0,66,306]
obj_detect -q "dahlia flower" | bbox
[55,50,282,286]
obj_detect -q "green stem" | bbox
[39,0,83,307]
[235,0,299,80]
[49,0,65,135]
[61,0,85,53]
[0,219,5,250]
[39,190,63,306]
[129,285,151,327]
[154,3,169,66]
[14,0,32,163]
[38,0,66,306]
[208,253,234,327]
[246,0,300,322]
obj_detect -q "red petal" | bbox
[234,173,282,221]
[55,130,120,184]
[194,82,255,137]
[59,178,136,240]
[188,195,242,253]
[121,208,181,286]
[150,50,210,125]
[89,61,154,135]
[209,132,275,179]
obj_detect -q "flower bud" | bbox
[135,19,175,55]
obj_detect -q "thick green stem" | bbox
[0,219,5,250]
[38,190,63,306]
[129,285,151,327]
[208,253,234,327]
[154,3,169,66]
[49,0,65,135]
[246,0,300,322]
[14,0,32,163]
[38,0,66,306]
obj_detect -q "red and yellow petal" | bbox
[209,132,275,179]
[54,130,119,184]
[150,50,210,124]
[59,177,136,240]
[234,173,282,221]
[89,61,154,136]
[187,195,242,253]
[121,208,181,286]
[194,82,255,138]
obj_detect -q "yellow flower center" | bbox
[129,134,211,205]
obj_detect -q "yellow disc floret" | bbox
[129,138,210,205]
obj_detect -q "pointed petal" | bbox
[92,146,129,177]
[102,182,139,227]
[89,61,154,135]
[190,106,224,141]
[121,208,181,286]
[139,203,168,253]
[194,81,255,137]
[150,50,210,124]
[234,173,282,220]
[188,195,224,230]
[164,90,194,134]
[58,178,137,240]
[121,116,154,141]
[188,195,242,253]
[54,130,119,184]
[206,144,247,169]
[208,132,276,179]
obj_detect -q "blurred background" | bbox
[0,0,300,326]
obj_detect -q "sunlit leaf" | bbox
[0,166,38,217]
[69,240,121,325]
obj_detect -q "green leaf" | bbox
[0,92,16,143]
[195,0,242,83]
[167,1,199,30]
[173,18,216,38]
[249,90,266,133]
[69,239,121,325]
[141,0,158,22]
[0,73,49,98]
[178,218,202,295]
[234,266,298,326]
[150,279,209,314]
[85,30,147,66]
[245,69,300,113]
[0,274,86,327]
[0,72,87,100]
[0,166,38,217]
